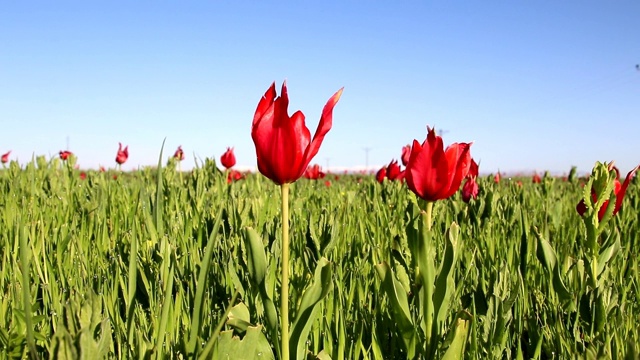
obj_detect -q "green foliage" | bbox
[0,159,638,359]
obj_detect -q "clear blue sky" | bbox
[1,1,639,174]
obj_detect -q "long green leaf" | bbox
[187,212,223,355]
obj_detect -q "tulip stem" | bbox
[281,183,290,360]
[425,201,433,231]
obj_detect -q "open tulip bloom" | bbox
[115,143,129,167]
[252,81,343,185]
[220,147,236,169]
[251,81,342,360]
[405,127,472,205]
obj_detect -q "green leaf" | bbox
[597,231,621,277]
[244,227,267,285]
[535,229,556,272]
[441,311,472,360]
[434,223,460,328]
[375,262,416,358]
[290,257,333,360]
[187,211,223,355]
[227,302,252,334]
[211,326,275,360]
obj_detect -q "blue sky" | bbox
[1,1,638,174]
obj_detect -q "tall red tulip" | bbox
[251,81,343,360]
[174,146,185,161]
[59,150,73,161]
[401,144,411,166]
[1,151,10,164]
[251,81,343,185]
[577,165,638,221]
[405,127,472,202]
[115,143,129,165]
[494,172,501,184]
[220,147,236,169]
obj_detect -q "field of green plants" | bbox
[0,154,639,359]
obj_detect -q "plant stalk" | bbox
[281,183,290,360]
[425,201,433,231]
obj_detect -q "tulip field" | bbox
[0,154,638,359]
[1,83,639,359]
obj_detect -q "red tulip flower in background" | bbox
[220,147,236,169]
[532,173,541,184]
[494,172,501,184]
[461,158,480,203]
[174,146,185,161]
[461,177,479,203]
[115,143,129,165]
[376,167,386,183]
[59,150,73,161]
[468,158,479,178]
[80,172,87,180]
[304,164,326,180]
[401,144,411,166]
[1,151,10,164]
[405,127,472,202]
[251,81,343,185]
[385,160,404,181]
[576,165,638,221]
[226,169,244,184]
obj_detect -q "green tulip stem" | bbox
[281,183,290,360]
[425,201,433,231]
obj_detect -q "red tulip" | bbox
[401,144,411,166]
[59,150,73,161]
[461,176,479,203]
[99,166,106,172]
[220,147,236,169]
[468,159,479,178]
[376,167,386,183]
[304,164,326,180]
[494,172,501,184]
[576,166,638,221]
[324,180,331,187]
[79,172,87,180]
[532,173,541,183]
[227,169,244,184]
[405,127,472,202]
[174,146,185,161]
[116,143,129,165]
[1,151,10,164]
[251,81,343,185]
[385,160,404,181]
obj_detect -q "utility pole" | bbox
[363,147,371,169]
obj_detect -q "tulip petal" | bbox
[614,165,639,214]
[301,88,343,172]
[253,82,277,126]
[441,142,472,199]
